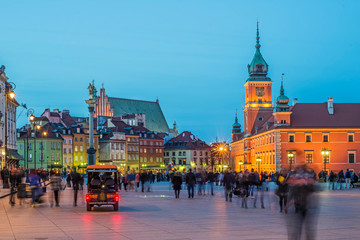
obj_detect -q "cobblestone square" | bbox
[0,183,359,240]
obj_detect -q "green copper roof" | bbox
[247,22,269,79]
[275,74,290,112]
[232,112,241,127]
[108,97,170,133]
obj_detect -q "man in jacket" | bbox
[345,169,352,189]
[72,169,81,207]
[207,171,216,196]
[223,170,235,202]
[185,169,196,198]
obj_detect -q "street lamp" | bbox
[40,131,47,169]
[3,82,16,169]
[256,157,261,172]
[30,115,41,169]
[321,148,330,174]
[287,152,294,171]
[238,161,244,172]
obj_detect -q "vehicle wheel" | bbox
[86,203,91,211]
[114,204,118,211]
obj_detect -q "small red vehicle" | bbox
[86,165,119,211]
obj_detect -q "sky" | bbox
[1,0,360,143]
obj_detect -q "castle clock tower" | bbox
[243,22,273,136]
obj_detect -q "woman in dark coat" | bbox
[172,172,183,199]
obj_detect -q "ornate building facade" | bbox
[231,23,360,174]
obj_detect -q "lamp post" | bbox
[41,131,47,169]
[256,157,261,172]
[30,117,41,170]
[25,109,35,171]
[287,152,294,171]
[321,148,330,174]
[3,82,16,169]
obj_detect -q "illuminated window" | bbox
[305,153,313,164]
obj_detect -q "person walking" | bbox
[223,170,235,202]
[338,170,345,190]
[275,169,289,213]
[72,169,81,207]
[135,172,140,192]
[195,170,203,195]
[344,169,352,189]
[207,171,216,196]
[9,169,17,206]
[328,171,336,190]
[50,172,62,207]
[185,169,196,198]
[140,171,147,192]
[172,172,183,198]
[66,172,72,188]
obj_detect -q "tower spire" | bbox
[256,20,260,49]
[280,73,285,96]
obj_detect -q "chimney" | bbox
[292,98,298,106]
[328,97,334,115]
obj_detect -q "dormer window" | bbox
[77,128,80,133]
[256,64,263,72]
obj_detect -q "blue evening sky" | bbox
[1,0,359,142]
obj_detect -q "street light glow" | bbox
[9,91,15,99]
[30,115,35,121]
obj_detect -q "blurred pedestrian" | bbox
[345,169,352,189]
[50,172,62,207]
[338,170,345,190]
[207,171,216,196]
[172,172,182,198]
[285,165,319,240]
[223,170,235,202]
[328,171,336,190]
[72,169,81,207]
[185,169,196,198]
[135,172,140,192]
[275,169,289,213]
[9,169,17,206]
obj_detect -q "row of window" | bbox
[111,153,125,160]
[289,133,355,143]
[252,134,275,147]
[27,153,60,161]
[64,148,72,154]
[140,141,163,146]
[128,146,139,152]
[127,137,139,143]
[140,157,163,163]
[111,143,125,150]
[288,152,356,164]
[19,142,61,150]
[164,151,209,157]
[128,154,139,161]
[140,148,162,154]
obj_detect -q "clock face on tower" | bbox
[256,87,264,97]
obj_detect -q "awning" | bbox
[49,164,63,168]
[8,150,23,160]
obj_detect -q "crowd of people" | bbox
[0,167,85,208]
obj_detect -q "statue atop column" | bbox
[87,80,97,100]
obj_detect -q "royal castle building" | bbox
[231,24,360,174]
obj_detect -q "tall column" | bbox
[86,80,97,166]
[86,104,96,165]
